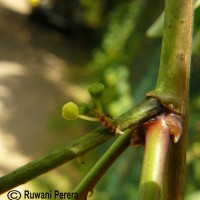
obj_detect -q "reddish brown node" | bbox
[96,112,117,133]
[130,112,182,146]
[130,118,158,146]
[165,113,182,143]
[144,117,157,130]
[144,113,182,143]
[130,128,145,146]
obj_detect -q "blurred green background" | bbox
[0,0,199,199]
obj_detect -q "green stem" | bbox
[146,0,193,116]
[145,0,193,199]
[74,130,132,200]
[78,115,99,121]
[137,114,170,200]
[161,1,193,199]
[116,97,163,131]
[0,127,113,195]
[94,99,103,113]
[0,97,162,195]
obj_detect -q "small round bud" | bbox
[62,102,79,120]
[78,103,89,115]
[88,82,104,99]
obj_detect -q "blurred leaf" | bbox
[146,12,164,38]
[146,0,200,38]
[192,30,200,54]
[195,0,200,9]
[186,192,200,200]
[80,0,103,28]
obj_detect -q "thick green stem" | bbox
[146,0,193,115]
[161,1,193,200]
[137,114,170,200]
[146,0,193,199]
[74,130,131,200]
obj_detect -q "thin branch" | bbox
[116,97,164,130]
[0,97,163,194]
[74,130,132,200]
[0,127,112,195]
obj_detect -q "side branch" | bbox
[74,130,132,199]
[0,127,113,194]
[0,97,163,194]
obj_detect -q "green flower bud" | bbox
[62,101,99,122]
[78,103,89,115]
[62,102,79,120]
[88,82,105,99]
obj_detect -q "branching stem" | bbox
[74,130,132,200]
[0,97,163,195]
